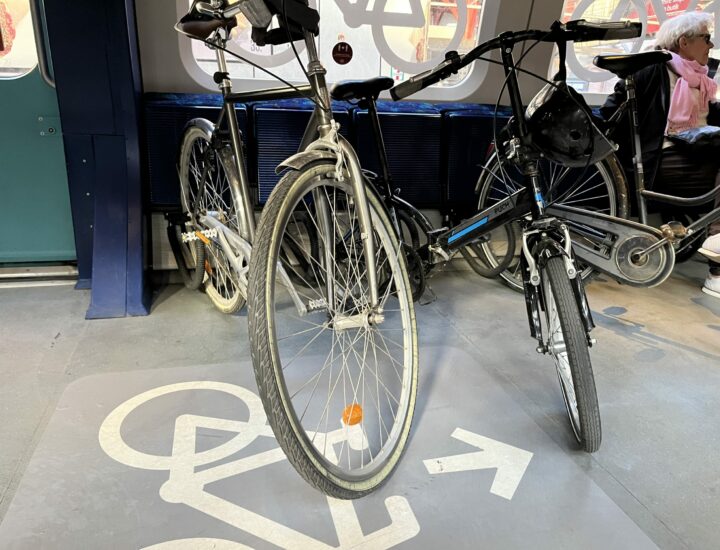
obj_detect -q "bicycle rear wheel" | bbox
[541,256,601,452]
[248,160,418,499]
[477,152,629,291]
[178,120,246,313]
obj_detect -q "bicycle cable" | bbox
[177,23,330,113]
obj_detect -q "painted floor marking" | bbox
[424,427,533,500]
[99,381,420,550]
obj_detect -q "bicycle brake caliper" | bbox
[559,224,577,280]
[522,229,541,286]
[309,119,346,181]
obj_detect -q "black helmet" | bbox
[525,81,616,168]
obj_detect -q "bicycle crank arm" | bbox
[547,205,675,288]
[199,214,308,315]
[199,214,251,296]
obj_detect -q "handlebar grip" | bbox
[565,19,642,42]
[390,76,429,100]
[390,51,462,100]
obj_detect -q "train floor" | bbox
[1,257,718,549]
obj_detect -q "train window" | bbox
[0,0,38,79]
[180,0,501,100]
[551,0,719,99]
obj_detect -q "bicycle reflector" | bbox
[525,81,616,167]
[342,404,363,426]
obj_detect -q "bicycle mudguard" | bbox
[547,204,675,288]
[275,150,337,175]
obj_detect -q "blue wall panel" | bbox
[144,99,248,207]
[254,100,351,203]
[354,102,442,208]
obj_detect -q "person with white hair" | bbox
[601,11,720,299]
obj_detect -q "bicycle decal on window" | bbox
[187,0,485,83]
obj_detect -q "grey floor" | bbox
[0,258,718,549]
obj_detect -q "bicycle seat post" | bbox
[365,97,393,196]
[624,74,649,224]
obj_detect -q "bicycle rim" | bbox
[249,162,418,497]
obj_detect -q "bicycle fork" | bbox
[520,222,595,352]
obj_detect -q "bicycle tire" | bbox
[459,223,517,278]
[248,160,418,499]
[541,256,601,452]
[178,120,246,314]
[476,152,629,292]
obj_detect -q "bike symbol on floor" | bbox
[98,381,420,550]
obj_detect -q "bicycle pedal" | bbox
[182,228,217,244]
[659,221,688,242]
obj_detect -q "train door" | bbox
[0,0,74,264]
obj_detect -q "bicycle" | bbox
[248,16,652,500]
[184,0,416,500]
[556,50,720,285]
[170,0,323,313]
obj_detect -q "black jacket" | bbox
[600,62,720,189]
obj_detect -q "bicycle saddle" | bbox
[331,77,394,101]
[177,11,238,40]
[593,50,671,79]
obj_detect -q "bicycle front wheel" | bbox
[541,256,601,452]
[248,161,418,499]
[178,120,246,313]
[477,152,629,292]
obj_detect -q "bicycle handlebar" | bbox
[390,19,642,101]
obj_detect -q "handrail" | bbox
[29,0,55,88]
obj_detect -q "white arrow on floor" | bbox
[423,428,533,500]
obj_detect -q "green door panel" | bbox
[0,67,75,262]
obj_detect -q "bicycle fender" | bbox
[275,150,337,175]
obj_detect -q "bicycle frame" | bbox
[433,34,556,247]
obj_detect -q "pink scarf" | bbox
[666,52,717,134]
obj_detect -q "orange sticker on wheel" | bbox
[342,404,363,425]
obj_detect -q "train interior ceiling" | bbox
[2,0,720,548]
